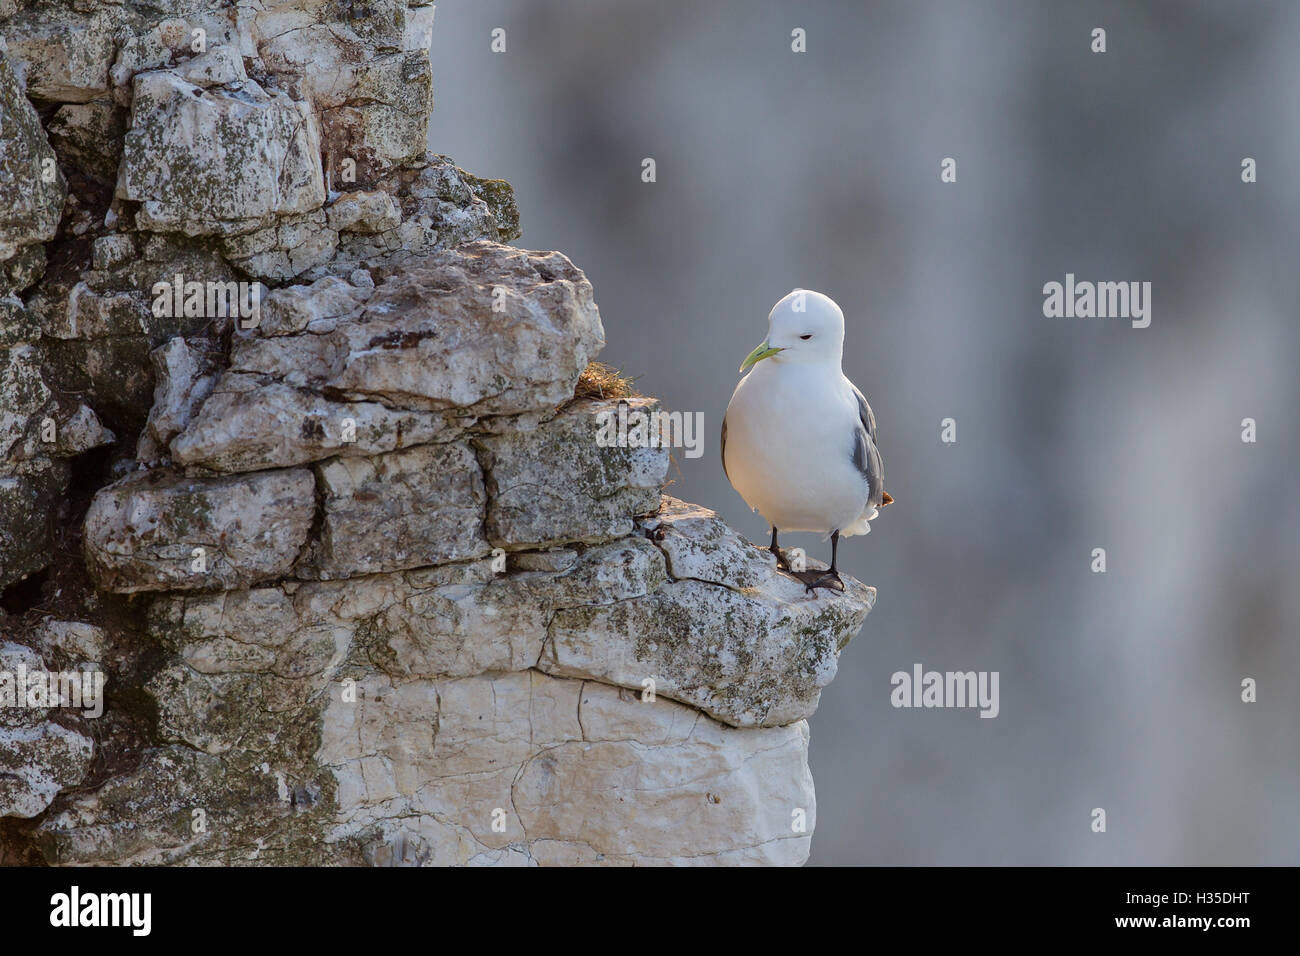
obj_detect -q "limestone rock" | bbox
[219,210,339,281]
[83,468,317,593]
[170,374,460,474]
[176,46,248,89]
[540,497,876,728]
[326,190,402,234]
[254,3,436,184]
[41,283,150,340]
[171,242,604,473]
[258,241,601,414]
[321,671,815,866]
[0,722,94,819]
[24,490,869,863]
[46,97,126,184]
[143,538,665,699]
[0,640,48,728]
[51,403,114,457]
[461,170,522,242]
[256,275,374,337]
[30,620,109,665]
[135,337,222,465]
[0,295,113,590]
[90,234,135,272]
[0,469,63,590]
[389,159,503,248]
[0,47,67,262]
[30,272,235,435]
[0,5,116,104]
[303,442,491,579]
[109,16,245,103]
[0,243,45,296]
[480,398,669,549]
[119,69,326,236]
[33,746,321,866]
[0,340,50,461]
[0,642,95,819]
[647,494,780,589]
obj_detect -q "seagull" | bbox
[721,289,891,593]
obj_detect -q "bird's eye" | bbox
[799,334,812,340]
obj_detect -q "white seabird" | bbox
[721,289,891,592]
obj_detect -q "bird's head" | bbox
[739,288,846,373]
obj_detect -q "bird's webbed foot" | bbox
[798,568,845,595]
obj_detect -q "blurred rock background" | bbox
[429,0,1300,864]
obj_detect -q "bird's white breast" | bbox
[724,362,871,534]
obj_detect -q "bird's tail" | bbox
[842,493,893,538]
[840,508,878,537]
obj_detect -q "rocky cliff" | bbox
[0,1,873,865]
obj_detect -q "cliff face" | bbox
[0,1,873,865]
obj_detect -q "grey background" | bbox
[428,1,1300,864]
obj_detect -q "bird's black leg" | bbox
[769,527,793,572]
[804,530,846,594]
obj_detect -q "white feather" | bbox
[723,290,882,538]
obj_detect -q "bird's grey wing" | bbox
[849,385,885,507]
[850,382,878,444]
[720,412,730,480]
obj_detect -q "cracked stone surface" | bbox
[542,498,875,728]
[83,467,317,593]
[0,0,873,866]
[302,441,491,579]
[170,242,604,474]
[119,67,326,237]
[0,642,95,819]
[0,287,112,593]
[480,397,669,549]
[321,672,816,866]
[0,45,66,262]
[34,491,868,863]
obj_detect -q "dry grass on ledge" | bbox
[573,362,637,401]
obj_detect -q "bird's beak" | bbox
[739,340,784,373]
